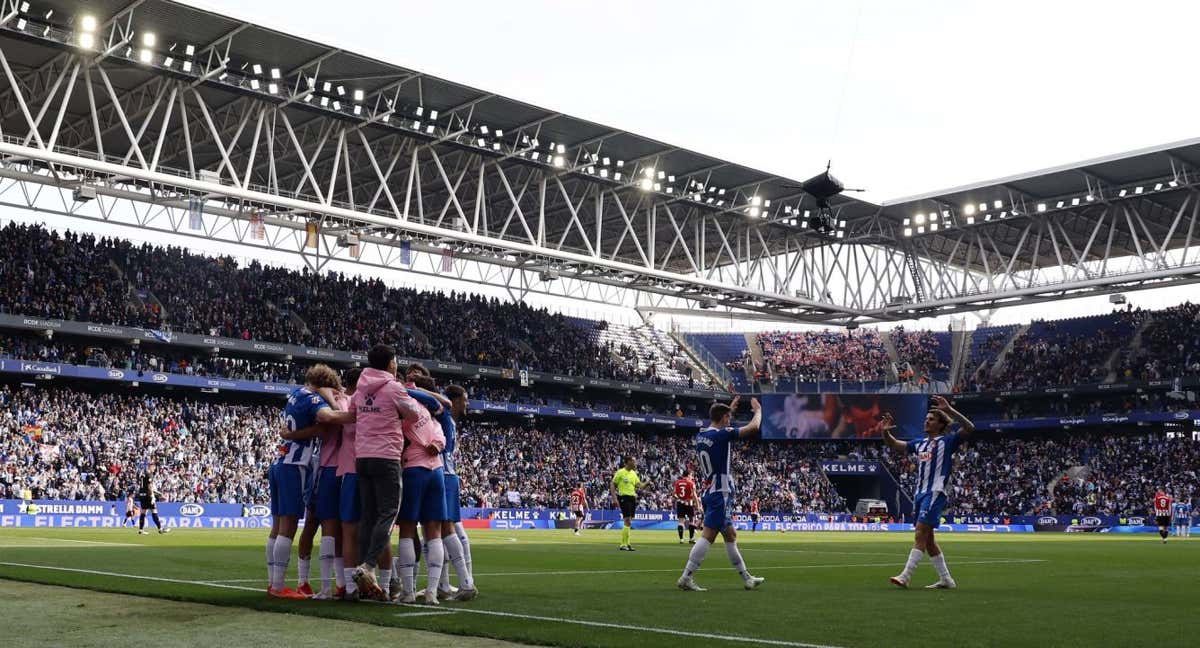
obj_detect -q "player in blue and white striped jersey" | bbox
[1172,499,1192,538]
[881,394,975,590]
[677,396,764,592]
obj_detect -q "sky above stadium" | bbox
[13,0,1200,330]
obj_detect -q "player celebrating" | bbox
[612,456,650,551]
[677,398,764,592]
[673,470,700,544]
[267,364,344,600]
[390,376,447,605]
[1153,489,1173,543]
[136,469,169,535]
[570,482,589,536]
[882,395,975,590]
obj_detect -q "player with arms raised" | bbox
[881,395,975,590]
[673,469,700,544]
[677,398,764,592]
[569,482,588,536]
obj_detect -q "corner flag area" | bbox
[2,528,1196,647]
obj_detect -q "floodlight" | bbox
[964,204,976,215]
[602,157,610,166]
[182,61,192,72]
[336,85,346,96]
[20,2,29,12]
[914,213,926,225]
[80,15,97,32]
[16,18,25,29]
[1118,189,1127,197]
[718,188,726,196]
[643,167,655,178]
[1135,186,1144,194]
[429,110,438,119]
[749,207,760,217]
[903,217,910,226]
[142,32,156,47]
[1169,180,1179,188]
[966,216,975,225]
[1071,198,1080,206]
[903,228,912,237]
[750,196,762,206]
[930,223,938,232]
[600,169,609,178]
[929,213,938,221]
[495,129,504,138]
[667,175,675,182]
[1086,194,1094,201]
[78,32,95,49]
[657,171,665,180]
[332,100,341,110]
[1037,203,1046,212]
[993,200,1002,209]
[553,156,565,168]
[614,172,622,181]
[139,49,152,63]
[1154,183,1163,191]
[163,56,173,67]
[653,182,661,191]
[1056,201,1064,208]
[665,187,673,194]
[978,203,986,212]
[639,178,653,191]
[186,44,195,56]
[321,97,330,107]
[270,68,281,79]
[250,79,260,90]
[556,144,566,154]
[252,63,262,75]
[917,226,925,234]
[616,160,624,168]
[426,124,435,133]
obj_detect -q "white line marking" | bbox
[0,537,140,547]
[392,610,460,618]
[472,558,1047,577]
[0,561,844,647]
[398,604,844,648]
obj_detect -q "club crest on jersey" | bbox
[918,450,933,462]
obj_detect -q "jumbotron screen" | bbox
[760,393,929,440]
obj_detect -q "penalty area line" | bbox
[0,561,844,648]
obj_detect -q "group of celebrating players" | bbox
[263,356,1188,601]
[266,344,476,604]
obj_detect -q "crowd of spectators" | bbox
[891,326,948,383]
[454,424,846,514]
[6,384,1194,520]
[0,385,278,503]
[0,223,693,384]
[1114,302,1200,382]
[756,329,888,382]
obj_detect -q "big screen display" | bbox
[760,393,930,440]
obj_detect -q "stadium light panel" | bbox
[616,160,624,168]
[1086,194,1095,201]
[665,187,673,194]
[1169,180,1179,188]
[1072,198,1080,206]
[1037,203,1047,212]
[764,200,772,207]
[840,220,847,228]
[903,217,910,226]
[80,15,97,31]
[336,85,346,96]
[654,182,662,191]
[557,144,566,154]
[352,105,361,115]
[614,172,623,181]
[479,125,489,134]
[16,18,25,29]
[269,83,279,94]
[251,63,262,75]
[929,213,938,221]
[1154,183,1163,191]
[718,188,726,196]
[1056,200,1064,208]
[142,32,156,48]
[600,169,609,178]
[984,214,992,221]
[749,207,760,217]
[917,226,925,234]
[643,167,655,178]
[186,44,195,56]
[978,203,986,212]
[639,178,653,191]
[993,200,1002,209]
[658,171,666,180]
[800,220,807,227]
[476,137,485,147]
[271,68,281,80]
[415,105,423,116]
[44,9,52,18]
[163,56,173,67]
[250,79,260,90]
[493,142,501,151]
[553,156,565,168]
[138,49,152,63]
[1118,189,1128,197]
[836,231,845,239]
[750,196,762,207]
[495,130,504,138]
[914,213,926,225]
[20,2,28,12]
[999,211,1007,218]
[717,200,725,206]
[602,157,611,166]
[964,204,976,215]
[1135,186,1144,194]
[426,124,435,133]
[966,216,975,225]
[321,97,330,107]
[332,100,341,110]
[668,175,675,182]
[904,228,912,237]
[78,32,95,49]
[930,223,939,232]
[182,61,192,72]
[429,110,438,120]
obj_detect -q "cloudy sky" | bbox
[15,0,1200,329]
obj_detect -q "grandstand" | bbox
[0,1,1198,646]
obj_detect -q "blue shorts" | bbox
[270,462,311,518]
[313,466,340,521]
[339,473,361,523]
[914,492,948,528]
[399,467,446,522]
[701,491,733,530]
[443,473,462,523]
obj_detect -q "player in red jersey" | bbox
[673,470,701,544]
[569,483,588,536]
[1153,489,1173,544]
[749,499,760,532]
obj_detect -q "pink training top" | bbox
[336,393,357,475]
[352,367,425,461]
[402,412,445,470]
[318,393,346,469]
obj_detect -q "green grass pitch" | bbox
[0,527,1196,647]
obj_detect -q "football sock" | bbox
[455,523,472,572]
[426,538,444,595]
[318,537,335,590]
[138,512,146,530]
[677,524,685,540]
[333,556,345,588]
[297,558,311,585]
[265,535,276,585]
[342,567,357,593]
[271,536,293,590]
[725,541,751,580]
[900,548,923,579]
[151,512,162,529]
[443,532,473,589]
[378,570,391,597]
[621,525,631,546]
[931,552,951,580]
[397,538,417,594]
[688,525,696,540]
[682,537,711,578]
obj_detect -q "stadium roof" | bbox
[1,0,1198,322]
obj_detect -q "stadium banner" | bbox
[972,410,1200,431]
[604,520,1034,532]
[0,314,726,400]
[0,499,271,528]
[761,393,929,439]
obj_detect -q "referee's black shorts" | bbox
[618,495,637,518]
[1156,515,1172,527]
[675,502,695,519]
[138,497,155,510]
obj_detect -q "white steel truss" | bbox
[0,11,1198,325]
